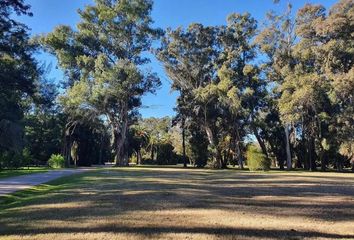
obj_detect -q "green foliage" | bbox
[127,125,150,165]
[2,0,352,172]
[156,143,176,165]
[24,110,64,165]
[47,154,65,169]
[0,0,40,157]
[157,13,259,168]
[0,149,32,169]
[41,0,162,166]
[0,152,16,169]
[128,117,188,165]
[0,2,38,115]
[339,141,354,164]
[254,0,354,171]
[139,117,171,161]
[21,148,32,167]
[246,144,271,171]
[188,123,209,167]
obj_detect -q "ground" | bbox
[0,167,48,179]
[0,167,353,240]
[0,168,90,196]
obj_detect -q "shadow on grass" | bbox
[0,168,353,238]
[1,225,354,239]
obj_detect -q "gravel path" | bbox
[0,168,91,196]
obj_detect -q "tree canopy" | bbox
[1,0,353,172]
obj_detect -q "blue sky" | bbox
[16,0,337,118]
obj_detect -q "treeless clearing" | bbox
[0,167,353,240]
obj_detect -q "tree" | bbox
[216,13,259,169]
[0,0,40,165]
[24,80,65,165]
[157,14,259,169]
[128,125,149,165]
[0,0,38,122]
[41,0,162,166]
[157,23,225,167]
[255,3,297,170]
[188,119,209,167]
[316,0,354,171]
[256,0,353,172]
[277,3,332,171]
[139,117,171,161]
[172,98,190,167]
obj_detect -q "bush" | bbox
[246,144,270,171]
[0,148,36,169]
[141,158,156,165]
[47,154,65,168]
[0,151,14,169]
[156,143,176,165]
[129,154,137,164]
[22,148,32,167]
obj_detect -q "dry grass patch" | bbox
[0,167,353,239]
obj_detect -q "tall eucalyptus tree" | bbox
[41,0,162,166]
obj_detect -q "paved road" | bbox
[0,168,91,196]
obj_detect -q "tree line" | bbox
[0,0,353,171]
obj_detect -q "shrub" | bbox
[129,154,137,164]
[0,151,13,169]
[0,150,24,169]
[22,148,32,168]
[47,154,65,168]
[246,144,270,171]
[141,158,156,165]
[156,143,176,165]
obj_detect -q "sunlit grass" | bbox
[0,171,100,211]
[0,167,49,179]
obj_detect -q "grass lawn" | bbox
[0,167,49,179]
[0,167,353,239]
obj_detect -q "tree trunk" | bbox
[308,137,316,171]
[252,126,268,158]
[295,143,303,169]
[279,156,285,169]
[221,151,227,169]
[219,149,227,168]
[285,124,292,170]
[114,115,129,167]
[320,149,326,172]
[235,127,244,169]
[137,150,142,165]
[268,142,280,168]
[99,135,103,165]
[226,137,233,165]
[336,159,343,172]
[205,125,221,168]
[63,137,71,167]
[151,146,154,161]
[182,118,187,168]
